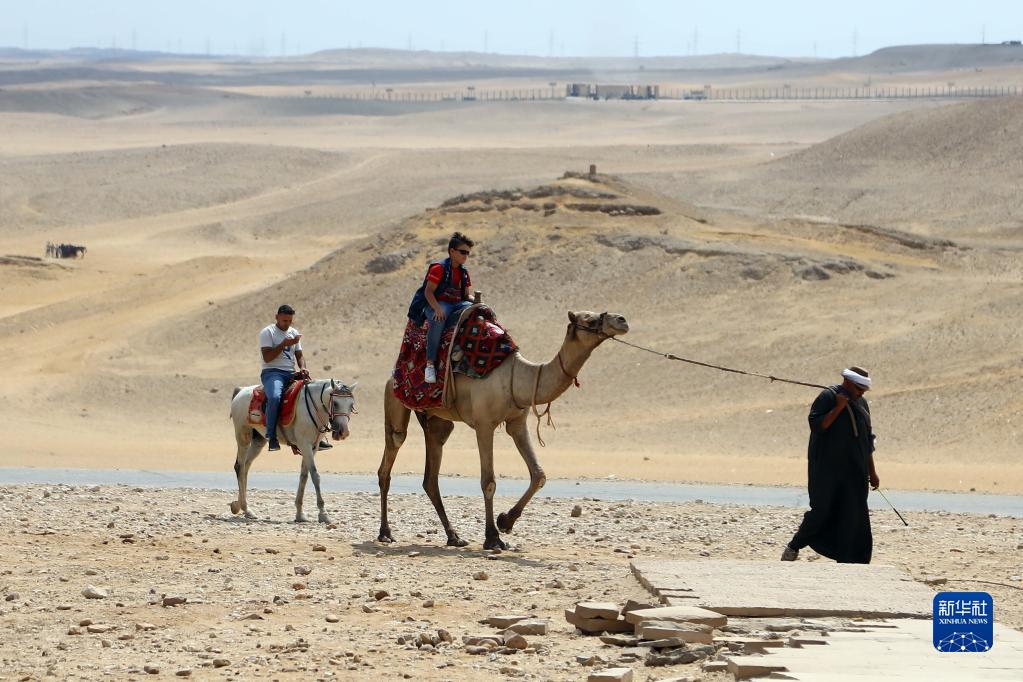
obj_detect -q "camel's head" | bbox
[568,311,629,344]
[327,379,357,441]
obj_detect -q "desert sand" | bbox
[1,44,1021,679]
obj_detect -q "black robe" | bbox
[790,386,874,563]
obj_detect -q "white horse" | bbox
[229,378,356,523]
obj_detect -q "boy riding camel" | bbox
[407,232,475,384]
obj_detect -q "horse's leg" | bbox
[497,414,546,534]
[308,454,329,524]
[377,384,411,543]
[295,450,311,523]
[230,427,248,516]
[237,431,263,519]
[477,424,507,550]
[422,417,465,547]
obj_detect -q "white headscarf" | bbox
[842,368,871,389]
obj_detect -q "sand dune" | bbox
[639,97,1023,239]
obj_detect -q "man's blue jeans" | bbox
[426,300,473,362]
[260,368,292,441]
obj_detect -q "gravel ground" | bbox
[1,483,1021,680]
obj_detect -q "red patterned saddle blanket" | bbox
[391,306,517,411]
[247,379,305,428]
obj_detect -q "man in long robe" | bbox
[782,366,880,564]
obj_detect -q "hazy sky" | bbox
[2,0,1021,59]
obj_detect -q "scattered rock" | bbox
[82,586,108,600]
[505,619,548,636]
[486,614,529,629]
[923,576,948,586]
[326,614,340,623]
[294,565,312,576]
[175,669,192,677]
[587,668,634,682]
[4,592,19,602]
[212,659,230,668]
[162,596,187,607]
[143,666,159,675]
[503,632,528,649]
[473,571,489,581]
[571,505,583,518]
[312,544,327,552]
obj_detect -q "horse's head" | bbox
[327,379,357,441]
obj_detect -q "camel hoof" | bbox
[496,512,516,533]
[229,501,241,515]
[483,536,509,551]
[243,510,257,520]
[377,530,395,543]
[318,512,330,524]
[295,512,310,523]
[447,536,469,548]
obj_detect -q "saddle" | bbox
[247,376,306,428]
[391,304,517,411]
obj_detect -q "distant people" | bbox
[406,232,475,384]
[782,366,880,564]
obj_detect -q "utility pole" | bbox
[483,30,488,53]
[206,37,211,56]
[549,29,554,57]
[634,34,639,59]
[813,41,817,58]
[131,29,137,51]
[736,29,741,54]
[281,32,287,56]
[22,25,28,50]
[693,27,699,55]
[407,34,413,51]
[852,27,858,57]
[981,24,986,44]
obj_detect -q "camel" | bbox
[377,310,629,549]
[229,378,356,523]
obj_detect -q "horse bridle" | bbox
[303,381,356,434]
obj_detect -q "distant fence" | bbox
[278,85,1021,104]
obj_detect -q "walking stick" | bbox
[875,487,909,526]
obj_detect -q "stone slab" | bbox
[575,601,621,620]
[631,559,932,618]
[637,620,713,643]
[725,620,1023,681]
[624,605,727,627]
[565,609,633,634]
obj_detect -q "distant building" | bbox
[1000,40,1022,46]
[566,83,659,100]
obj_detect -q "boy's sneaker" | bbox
[268,439,281,452]
[424,364,437,384]
[781,544,799,561]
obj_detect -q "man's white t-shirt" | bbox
[259,324,302,372]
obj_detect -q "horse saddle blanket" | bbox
[391,305,517,411]
[247,379,305,428]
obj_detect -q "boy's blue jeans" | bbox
[260,368,292,441]
[426,300,473,362]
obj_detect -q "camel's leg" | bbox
[477,424,507,550]
[497,415,547,534]
[422,416,466,547]
[377,384,411,542]
[232,430,263,520]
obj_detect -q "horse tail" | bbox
[230,387,242,418]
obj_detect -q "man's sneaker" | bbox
[318,439,333,449]
[781,545,799,561]
[424,364,437,384]
[268,439,281,452]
